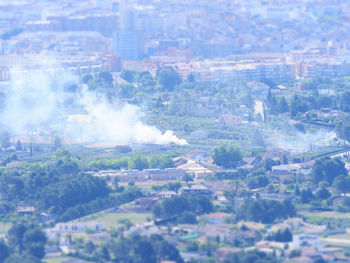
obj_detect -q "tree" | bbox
[177,211,197,224]
[212,146,242,168]
[340,91,350,112]
[112,177,120,192]
[267,228,293,242]
[24,243,45,260]
[153,195,213,219]
[82,74,93,84]
[7,223,27,253]
[0,132,10,149]
[138,71,155,88]
[129,156,149,170]
[52,148,73,162]
[182,173,194,184]
[85,240,96,254]
[315,187,331,200]
[251,129,265,147]
[120,70,135,83]
[4,254,40,263]
[53,137,61,150]
[246,174,269,189]
[111,234,183,263]
[267,88,273,105]
[290,95,309,117]
[224,250,277,263]
[0,240,9,263]
[23,228,47,245]
[333,175,350,194]
[158,67,181,91]
[15,140,22,151]
[119,83,136,98]
[301,188,315,203]
[98,71,113,87]
[187,73,195,82]
[150,155,174,169]
[7,225,47,261]
[278,97,289,113]
[269,95,279,114]
[311,157,347,184]
[336,117,350,143]
[236,199,296,224]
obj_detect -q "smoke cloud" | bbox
[267,128,338,153]
[0,62,187,146]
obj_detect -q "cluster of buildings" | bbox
[92,168,186,182]
[0,0,350,83]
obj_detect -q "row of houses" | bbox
[134,184,213,211]
[92,168,186,182]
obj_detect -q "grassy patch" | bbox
[302,211,350,219]
[0,222,11,234]
[74,211,151,228]
[44,257,75,263]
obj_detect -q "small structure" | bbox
[16,206,35,217]
[180,184,211,195]
[264,147,290,163]
[135,197,158,210]
[156,191,178,199]
[50,222,104,234]
[205,212,234,224]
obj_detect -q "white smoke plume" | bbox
[266,128,337,153]
[0,61,187,146]
[67,86,187,145]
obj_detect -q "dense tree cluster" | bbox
[158,66,182,91]
[246,168,270,189]
[89,154,175,171]
[237,199,296,224]
[336,117,350,143]
[56,186,142,222]
[152,194,213,222]
[215,169,249,180]
[266,228,293,242]
[83,71,114,90]
[152,182,181,192]
[224,250,278,263]
[1,224,47,263]
[110,234,183,263]
[333,175,350,194]
[212,145,242,168]
[311,157,347,184]
[0,149,146,222]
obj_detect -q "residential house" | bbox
[49,222,104,234]
[215,247,242,261]
[135,197,158,210]
[299,160,315,175]
[156,191,178,199]
[180,184,211,195]
[205,212,234,224]
[145,168,185,181]
[270,163,300,182]
[16,206,35,217]
[264,147,290,163]
[177,159,216,178]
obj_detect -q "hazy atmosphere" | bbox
[1,1,350,263]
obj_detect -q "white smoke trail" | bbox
[0,62,187,146]
[266,129,337,153]
[67,87,187,145]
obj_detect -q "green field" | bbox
[322,233,350,248]
[74,211,152,228]
[0,222,12,234]
[301,211,350,219]
[44,257,77,263]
